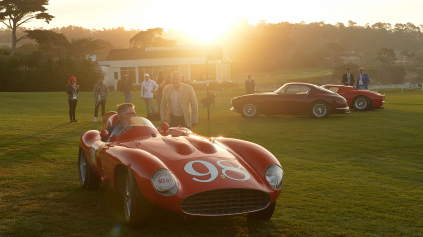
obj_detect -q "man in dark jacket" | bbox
[245,75,255,94]
[342,68,355,86]
[120,75,133,103]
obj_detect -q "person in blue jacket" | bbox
[356,67,370,90]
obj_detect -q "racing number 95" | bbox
[184,160,251,182]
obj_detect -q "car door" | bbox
[264,85,310,114]
[280,85,311,114]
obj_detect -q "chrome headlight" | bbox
[265,165,284,190]
[151,169,179,196]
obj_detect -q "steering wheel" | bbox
[118,126,133,136]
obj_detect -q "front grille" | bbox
[181,188,270,215]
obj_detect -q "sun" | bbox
[181,20,229,45]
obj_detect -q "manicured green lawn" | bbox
[0,89,422,237]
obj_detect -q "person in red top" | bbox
[66,76,79,123]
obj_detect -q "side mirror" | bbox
[100,130,109,139]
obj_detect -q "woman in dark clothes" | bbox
[66,76,79,123]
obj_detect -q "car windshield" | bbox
[322,86,339,93]
[319,85,337,94]
[110,117,156,137]
[275,84,288,94]
[127,117,156,128]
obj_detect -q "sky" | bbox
[19,0,423,43]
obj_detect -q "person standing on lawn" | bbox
[93,76,109,122]
[342,68,355,86]
[141,73,159,115]
[155,71,166,113]
[245,75,255,94]
[160,71,198,130]
[120,75,134,103]
[356,67,370,90]
[66,76,79,123]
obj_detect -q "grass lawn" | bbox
[0,89,422,237]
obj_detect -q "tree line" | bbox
[1,1,423,91]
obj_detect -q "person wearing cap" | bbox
[342,68,355,86]
[356,67,370,90]
[245,75,255,94]
[160,71,198,130]
[66,76,79,123]
[93,75,109,122]
[141,73,159,114]
[120,75,134,103]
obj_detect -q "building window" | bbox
[114,72,118,80]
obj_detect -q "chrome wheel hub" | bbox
[355,98,367,109]
[313,104,327,117]
[243,104,256,116]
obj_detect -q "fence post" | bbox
[402,85,403,92]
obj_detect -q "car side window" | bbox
[327,87,339,93]
[285,85,310,95]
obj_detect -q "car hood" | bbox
[119,135,236,161]
[233,92,276,100]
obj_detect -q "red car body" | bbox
[78,112,284,226]
[323,85,385,110]
[231,83,350,118]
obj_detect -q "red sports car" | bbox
[323,85,385,111]
[231,83,350,118]
[78,113,284,227]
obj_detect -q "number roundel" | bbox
[184,160,250,183]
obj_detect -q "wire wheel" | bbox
[310,102,329,118]
[241,102,259,118]
[353,96,370,111]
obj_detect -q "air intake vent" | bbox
[181,189,270,215]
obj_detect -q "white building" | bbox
[98,45,231,90]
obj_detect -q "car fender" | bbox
[104,146,169,205]
[214,137,282,195]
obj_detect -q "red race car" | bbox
[323,85,385,111]
[231,83,350,118]
[78,113,284,227]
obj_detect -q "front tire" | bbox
[247,201,276,220]
[352,96,371,111]
[241,102,259,118]
[78,148,101,190]
[124,168,154,228]
[310,101,329,118]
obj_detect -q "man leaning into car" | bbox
[107,103,137,137]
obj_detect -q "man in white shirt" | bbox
[141,73,159,114]
[356,67,370,90]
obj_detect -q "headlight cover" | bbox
[265,165,284,190]
[151,169,179,196]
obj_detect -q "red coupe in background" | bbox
[231,83,350,118]
[78,113,284,227]
[323,85,385,111]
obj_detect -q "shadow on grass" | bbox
[2,180,283,237]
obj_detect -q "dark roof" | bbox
[106,45,223,61]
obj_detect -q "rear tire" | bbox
[124,168,154,228]
[78,148,101,190]
[241,102,259,118]
[310,101,329,118]
[247,201,276,220]
[352,96,371,111]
